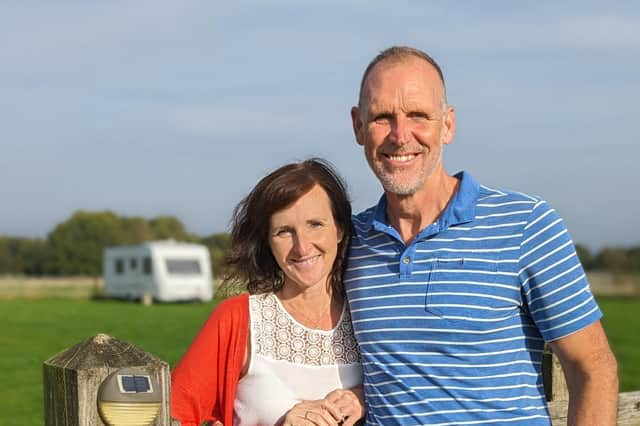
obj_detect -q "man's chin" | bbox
[379,177,422,196]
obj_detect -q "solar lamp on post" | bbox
[97,367,162,426]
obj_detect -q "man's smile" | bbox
[384,153,418,162]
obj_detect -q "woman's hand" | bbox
[281,399,343,426]
[323,387,365,426]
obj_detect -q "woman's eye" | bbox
[275,229,291,237]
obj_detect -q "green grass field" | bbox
[0,298,219,425]
[599,298,640,393]
[0,297,638,425]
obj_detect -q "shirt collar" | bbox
[368,171,480,235]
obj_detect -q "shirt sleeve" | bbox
[171,294,249,425]
[518,199,602,342]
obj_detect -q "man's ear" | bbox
[441,105,456,146]
[351,106,365,146]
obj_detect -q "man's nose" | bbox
[389,116,410,145]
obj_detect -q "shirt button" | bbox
[402,257,410,264]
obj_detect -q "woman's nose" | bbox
[292,232,311,256]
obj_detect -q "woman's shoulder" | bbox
[217,292,250,309]
[209,293,250,320]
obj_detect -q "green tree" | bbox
[16,238,48,275]
[0,237,49,275]
[0,237,22,274]
[43,211,198,275]
[592,247,628,272]
[45,210,129,275]
[574,244,593,270]
[625,247,640,273]
[200,233,232,278]
[121,216,154,243]
[149,216,194,241]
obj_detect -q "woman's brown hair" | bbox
[223,158,352,296]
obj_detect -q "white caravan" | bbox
[103,240,213,302]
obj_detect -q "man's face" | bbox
[352,58,455,196]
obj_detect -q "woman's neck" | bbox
[276,284,342,330]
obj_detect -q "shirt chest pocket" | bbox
[424,256,522,321]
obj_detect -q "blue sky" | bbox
[1,1,639,250]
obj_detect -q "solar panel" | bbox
[119,375,152,393]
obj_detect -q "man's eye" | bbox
[408,112,430,121]
[310,221,324,228]
[373,114,392,124]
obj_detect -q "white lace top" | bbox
[233,293,362,426]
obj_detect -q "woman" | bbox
[171,159,364,426]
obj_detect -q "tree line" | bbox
[575,245,640,273]
[0,210,638,277]
[0,210,231,277]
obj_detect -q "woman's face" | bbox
[268,184,343,293]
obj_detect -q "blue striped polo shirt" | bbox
[345,171,602,425]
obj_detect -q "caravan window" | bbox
[115,259,124,274]
[130,258,138,270]
[165,259,201,275]
[143,257,152,274]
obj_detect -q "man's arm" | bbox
[549,320,618,426]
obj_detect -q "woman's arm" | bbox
[171,294,250,426]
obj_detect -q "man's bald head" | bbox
[357,46,447,115]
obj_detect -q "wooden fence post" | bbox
[542,344,569,402]
[543,344,573,425]
[43,333,170,425]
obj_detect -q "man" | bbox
[345,46,618,425]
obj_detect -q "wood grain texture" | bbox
[548,390,640,425]
[43,333,170,425]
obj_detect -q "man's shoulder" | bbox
[475,183,563,230]
[352,205,377,227]
[475,183,547,208]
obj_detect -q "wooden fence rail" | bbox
[44,337,640,425]
[547,391,640,425]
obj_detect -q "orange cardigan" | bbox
[171,293,250,426]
